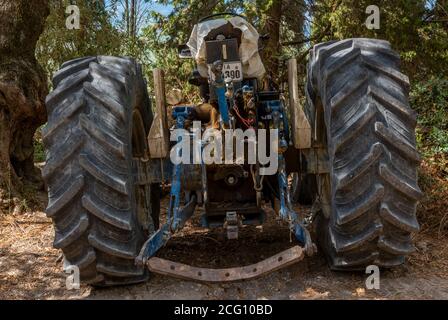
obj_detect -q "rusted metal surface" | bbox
[147,245,304,282]
[288,58,311,149]
[148,68,170,158]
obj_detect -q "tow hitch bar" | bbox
[147,246,304,282]
[135,105,314,282]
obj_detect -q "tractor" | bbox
[43,13,421,286]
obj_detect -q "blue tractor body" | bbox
[136,13,315,267]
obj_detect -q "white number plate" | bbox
[222,62,243,81]
[208,61,243,82]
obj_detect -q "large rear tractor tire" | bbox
[306,39,422,270]
[43,56,160,286]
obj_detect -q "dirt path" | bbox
[1,192,448,300]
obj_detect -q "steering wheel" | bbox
[199,12,247,23]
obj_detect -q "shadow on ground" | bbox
[1,193,448,300]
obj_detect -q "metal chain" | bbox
[250,164,264,192]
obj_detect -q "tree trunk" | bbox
[130,0,136,39]
[261,0,283,78]
[0,0,49,209]
[125,0,130,36]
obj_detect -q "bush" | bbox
[33,126,45,163]
[411,75,448,236]
[411,76,448,159]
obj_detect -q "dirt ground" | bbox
[1,191,448,300]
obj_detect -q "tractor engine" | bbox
[174,16,285,234]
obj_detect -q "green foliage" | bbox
[411,76,448,157]
[33,126,46,163]
[143,23,200,102]
[35,0,448,159]
[144,0,248,102]
[310,0,448,171]
[310,0,448,79]
[36,0,162,127]
[144,0,306,100]
[37,0,122,82]
[36,0,307,100]
[36,0,160,111]
[33,140,46,163]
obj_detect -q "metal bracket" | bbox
[269,98,316,258]
[276,156,316,257]
[135,106,198,267]
[225,211,239,240]
[136,189,198,267]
